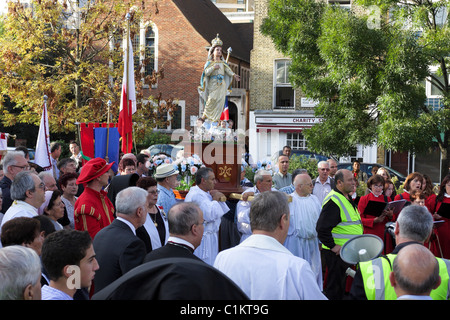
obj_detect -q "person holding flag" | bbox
[198,34,240,128]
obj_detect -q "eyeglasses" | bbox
[372,185,384,189]
[148,190,160,195]
[191,220,206,230]
[319,168,330,171]
[36,182,45,190]
[12,165,30,171]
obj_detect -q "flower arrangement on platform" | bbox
[147,154,173,176]
[173,154,205,190]
[242,158,275,183]
[191,124,237,143]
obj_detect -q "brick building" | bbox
[249,0,323,162]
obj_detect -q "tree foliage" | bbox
[262,0,450,178]
[0,0,174,141]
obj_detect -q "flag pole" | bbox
[125,12,131,154]
[105,99,111,162]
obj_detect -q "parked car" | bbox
[147,144,183,159]
[337,162,406,185]
[6,147,35,161]
[289,150,336,162]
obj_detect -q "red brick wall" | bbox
[143,0,211,130]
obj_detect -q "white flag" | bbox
[34,100,52,170]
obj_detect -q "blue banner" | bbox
[94,127,119,173]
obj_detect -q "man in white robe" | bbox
[236,170,275,242]
[214,191,327,300]
[285,174,323,289]
[184,167,228,265]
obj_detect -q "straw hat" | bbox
[154,163,179,179]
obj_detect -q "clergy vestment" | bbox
[184,185,229,265]
[284,192,323,289]
[214,234,327,300]
[236,186,277,243]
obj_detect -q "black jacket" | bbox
[92,257,249,300]
[92,219,146,293]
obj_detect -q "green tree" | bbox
[262,0,450,180]
[0,0,173,141]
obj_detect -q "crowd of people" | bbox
[0,141,449,301]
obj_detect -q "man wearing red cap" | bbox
[74,158,115,239]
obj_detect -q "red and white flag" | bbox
[220,96,229,121]
[0,133,7,151]
[34,99,52,170]
[118,34,136,154]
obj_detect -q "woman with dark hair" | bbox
[59,172,79,229]
[1,217,43,255]
[384,179,395,202]
[135,176,169,253]
[394,172,423,203]
[430,174,450,258]
[358,175,394,253]
[422,174,437,214]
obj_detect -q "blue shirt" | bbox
[41,285,73,300]
[279,184,295,194]
[157,184,177,214]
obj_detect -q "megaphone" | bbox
[340,234,384,265]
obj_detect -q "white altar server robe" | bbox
[214,234,327,300]
[284,192,323,289]
[236,187,277,243]
[184,186,229,265]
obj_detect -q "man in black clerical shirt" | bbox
[143,202,204,262]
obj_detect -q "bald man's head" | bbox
[390,244,440,296]
[293,174,313,197]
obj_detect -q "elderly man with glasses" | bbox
[1,171,46,239]
[0,151,30,213]
[312,160,335,205]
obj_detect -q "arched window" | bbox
[144,26,155,76]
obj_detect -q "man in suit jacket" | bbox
[144,202,204,263]
[93,187,147,293]
[91,202,248,300]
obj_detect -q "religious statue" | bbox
[198,34,240,127]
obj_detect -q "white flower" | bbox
[190,166,198,175]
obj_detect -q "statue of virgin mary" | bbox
[198,34,240,126]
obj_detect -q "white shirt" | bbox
[0,200,38,248]
[312,176,332,205]
[167,236,195,251]
[41,285,73,300]
[142,207,169,250]
[214,234,327,300]
[184,185,229,265]
[1,200,38,229]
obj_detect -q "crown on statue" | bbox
[211,34,223,47]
